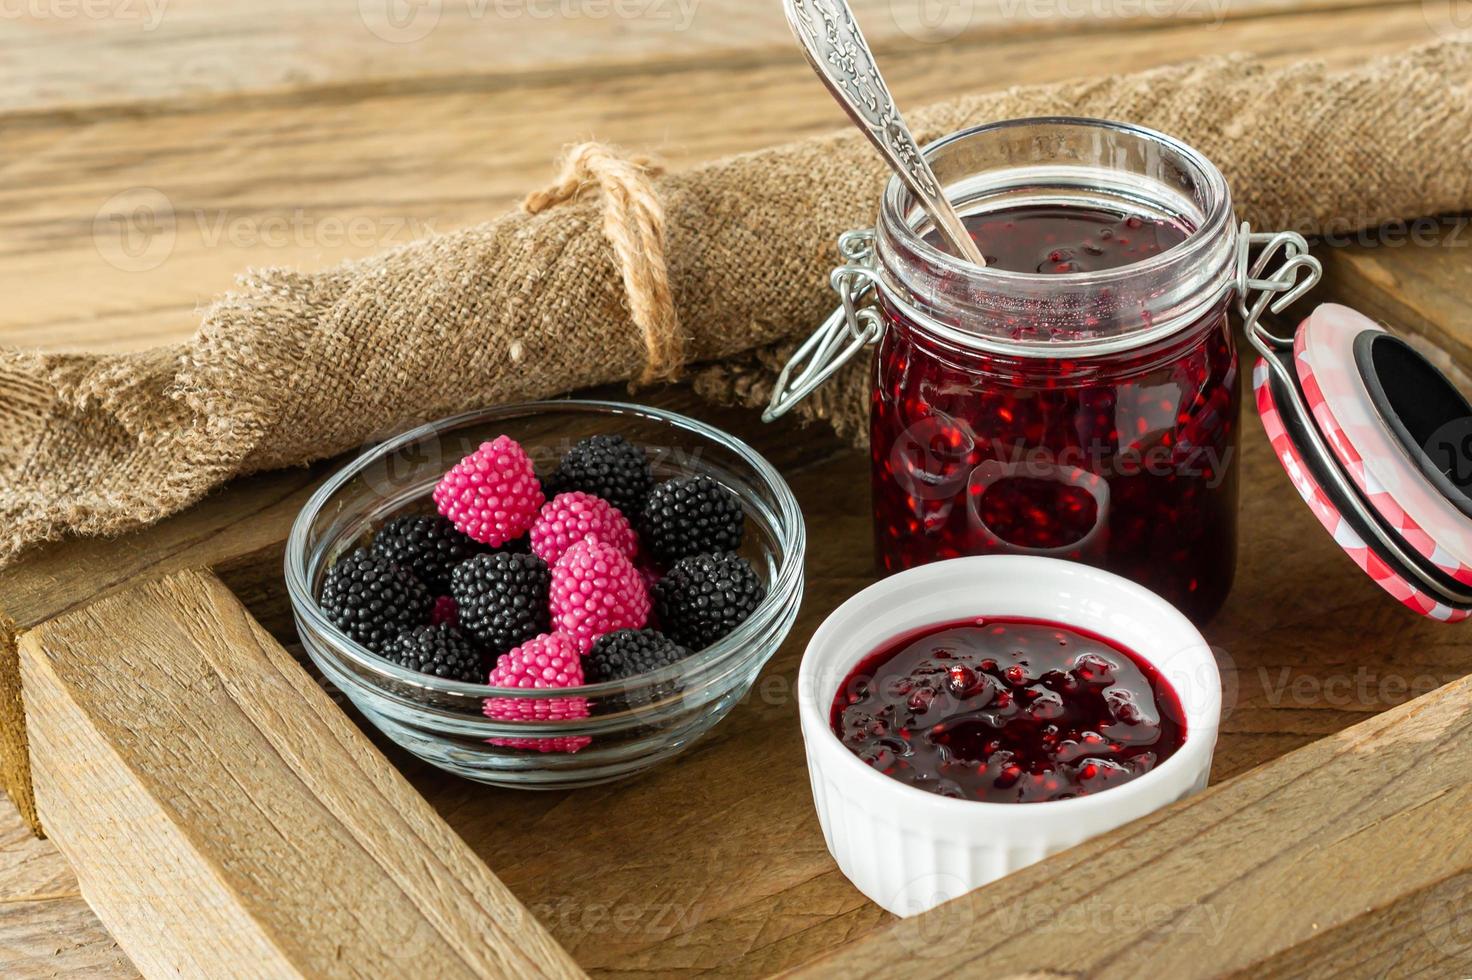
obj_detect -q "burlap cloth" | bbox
[3,41,1472,827]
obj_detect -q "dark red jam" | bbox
[831,619,1186,803]
[956,206,1188,274]
[872,205,1239,623]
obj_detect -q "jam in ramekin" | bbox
[830,618,1186,803]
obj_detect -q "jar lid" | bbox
[1253,303,1472,621]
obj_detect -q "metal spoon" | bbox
[782,0,987,267]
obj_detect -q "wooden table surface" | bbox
[3,1,1470,975]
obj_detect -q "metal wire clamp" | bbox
[766,221,1327,424]
[1237,222,1321,358]
[763,229,881,422]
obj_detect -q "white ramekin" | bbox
[798,555,1221,917]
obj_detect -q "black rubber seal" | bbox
[1268,351,1472,610]
[1354,330,1472,519]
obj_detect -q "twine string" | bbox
[523,142,684,384]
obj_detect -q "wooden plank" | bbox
[0,463,332,635]
[0,0,1396,115]
[390,377,1472,976]
[8,357,1468,975]
[2,6,1466,969]
[6,423,1466,978]
[0,461,333,832]
[0,2,1433,353]
[19,569,583,978]
[785,668,1472,978]
[1313,222,1472,371]
[0,796,135,979]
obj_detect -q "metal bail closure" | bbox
[763,229,882,422]
[1244,222,1472,622]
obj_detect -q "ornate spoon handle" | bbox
[783,0,987,267]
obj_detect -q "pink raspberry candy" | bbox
[530,492,638,565]
[484,632,591,754]
[433,435,544,547]
[430,595,459,627]
[550,537,651,653]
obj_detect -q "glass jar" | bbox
[868,119,1240,623]
[762,117,1249,623]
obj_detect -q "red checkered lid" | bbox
[1253,303,1472,621]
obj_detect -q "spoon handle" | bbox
[783,0,986,267]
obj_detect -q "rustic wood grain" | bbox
[19,569,584,979]
[3,0,1469,974]
[0,797,135,979]
[0,3,1438,354]
[785,670,1472,978]
[1313,222,1472,371]
[0,0,1394,115]
[8,350,1471,976]
[0,460,334,833]
[377,365,1472,977]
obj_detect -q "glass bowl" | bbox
[285,400,806,788]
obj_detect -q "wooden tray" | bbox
[5,246,1472,976]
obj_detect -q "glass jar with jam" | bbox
[772,118,1246,623]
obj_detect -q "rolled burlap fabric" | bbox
[3,40,1472,568]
